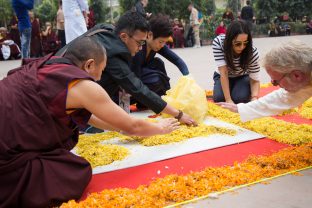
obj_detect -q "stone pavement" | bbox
[1,35,311,208]
[181,169,312,208]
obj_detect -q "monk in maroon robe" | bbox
[42,22,60,55]
[29,12,42,57]
[0,36,179,207]
[0,27,21,60]
[9,14,21,48]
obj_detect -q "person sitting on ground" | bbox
[0,36,179,208]
[217,40,312,122]
[131,14,189,103]
[57,10,197,126]
[306,19,312,34]
[282,23,291,36]
[215,21,227,36]
[0,26,21,60]
[212,20,260,104]
[41,21,60,55]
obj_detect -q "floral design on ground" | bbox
[61,143,312,208]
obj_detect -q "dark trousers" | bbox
[58,30,66,48]
[213,72,251,104]
[131,57,170,109]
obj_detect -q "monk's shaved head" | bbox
[64,36,106,68]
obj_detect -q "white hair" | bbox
[263,40,312,75]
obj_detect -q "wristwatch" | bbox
[175,110,183,121]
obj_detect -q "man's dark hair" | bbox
[223,20,253,72]
[246,0,251,5]
[64,36,106,67]
[115,10,150,36]
[149,14,173,39]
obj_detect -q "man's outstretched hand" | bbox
[216,102,238,113]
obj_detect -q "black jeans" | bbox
[213,72,251,104]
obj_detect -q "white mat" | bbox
[81,111,264,174]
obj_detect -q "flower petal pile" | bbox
[61,142,312,208]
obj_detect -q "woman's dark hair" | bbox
[115,10,150,36]
[149,14,173,39]
[223,20,253,72]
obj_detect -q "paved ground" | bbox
[1,35,311,208]
[182,169,312,208]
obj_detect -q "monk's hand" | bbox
[216,102,238,113]
[158,118,180,134]
[179,112,198,127]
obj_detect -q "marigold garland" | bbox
[300,98,312,119]
[121,124,237,146]
[76,124,237,167]
[206,102,312,145]
[61,142,312,208]
[76,133,129,168]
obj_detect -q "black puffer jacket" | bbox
[57,24,167,114]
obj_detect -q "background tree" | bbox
[89,0,110,23]
[34,0,58,24]
[0,0,14,27]
[278,0,312,21]
[119,0,136,13]
[227,0,241,18]
[254,0,278,23]
[119,0,216,20]
[254,0,312,22]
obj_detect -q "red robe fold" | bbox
[0,55,94,208]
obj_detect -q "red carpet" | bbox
[81,86,310,199]
[82,139,288,199]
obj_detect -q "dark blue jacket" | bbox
[12,0,34,31]
[131,44,189,78]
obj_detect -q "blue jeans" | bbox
[20,28,32,58]
[213,72,251,104]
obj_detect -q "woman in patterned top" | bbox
[212,20,260,104]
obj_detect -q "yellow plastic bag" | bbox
[162,76,208,123]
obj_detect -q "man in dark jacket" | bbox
[57,10,196,125]
[241,0,254,32]
[135,0,151,18]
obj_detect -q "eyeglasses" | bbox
[233,41,249,47]
[129,36,146,47]
[271,73,289,86]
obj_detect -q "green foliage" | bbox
[118,0,216,20]
[227,0,241,16]
[90,0,110,23]
[0,0,14,27]
[200,9,231,41]
[288,22,306,33]
[254,0,312,22]
[119,0,136,13]
[34,0,58,24]
[252,22,306,36]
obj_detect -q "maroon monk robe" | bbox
[9,15,21,48]
[0,36,21,60]
[42,30,60,55]
[30,18,42,57]
[0,54,94,208]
